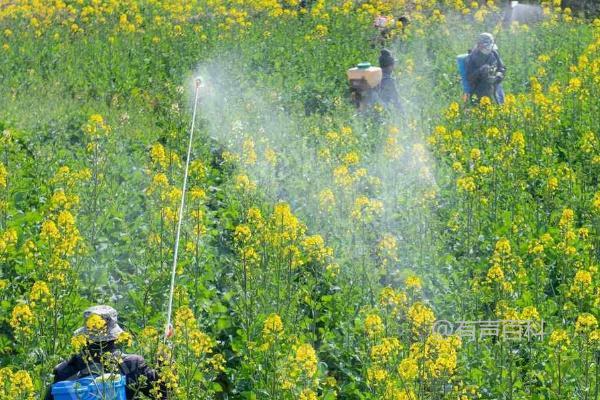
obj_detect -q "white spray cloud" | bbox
[187,45,441,284]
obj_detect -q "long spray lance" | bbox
[164,77,203,341]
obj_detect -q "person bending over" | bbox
[44,305,166,399]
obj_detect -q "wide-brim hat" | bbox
[74,305,124,342]
[477,32,495,51]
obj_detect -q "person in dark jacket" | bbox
[377,48,403,111]
[466,33,506,104]
[44,305,166,400]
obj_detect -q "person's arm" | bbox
[494,51,506,82]
[43,358,80,400]
[139,359,166,399]
[123,355,167,399]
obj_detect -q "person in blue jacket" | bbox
[44,305,166,399]
[466,33,506,104]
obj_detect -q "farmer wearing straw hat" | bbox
[44,305,167,399]
[465,32,506,104]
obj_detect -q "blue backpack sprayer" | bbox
[456,53,472,102]
[51,375,127,400]
[51,77,204,400]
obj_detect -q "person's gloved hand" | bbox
[495,72,504,83]
[479,64,491,75]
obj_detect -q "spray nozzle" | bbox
[195,76,204,88]
[164,324,174,339]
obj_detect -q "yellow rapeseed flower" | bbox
[71,334,88,352]
[10,304,34,335]
[445,102,460,119]
[342,151,360,166]
[457,176,476,192]
[116,331,133,347]
[547,176,559,191]
[302,234,333,263]
[57,210,76,230]
[567,77,582,92]
[242,139,257,166]
[41,220,60,241]
[575,313,598,334]
[592,192,600,212]
[495,238,511,255]
[370,337,401,362]
[264,147,277,166]
[407,303,436,332]
[234,174,256,192]
[314,24,328,38]
[549,329,570,348]
[378,234,398,263]
[559,208,574,228]
[520,306,540,321]
[189,329,213,357]
[351,196,384,222]
[85,314,107,332]
[511,131,525,154]
[575,269,593,286]
[299,388,318,400]
[570,269,593,296]
[263,313,284,337]
[174,306,197,332]
[487,264,505,282]
[379,287,407,311]
[0,368,35,399]
[190,187,207,202]
[333,165,353,187]
[405,275,422,290]
[365,313,384,338]
[150,143,168,169]
[29,281,53,307]
[294,343,318,377]
[234,223,251,244]
[367,366,388,384]
[318,188,336,211]
[0,162,7,188]
[398,357,419,381]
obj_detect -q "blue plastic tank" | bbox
[51,375,126,400]
[456,54,472,94]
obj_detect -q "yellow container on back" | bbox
[347,63,382,88]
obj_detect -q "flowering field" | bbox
[0,0,599,399]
